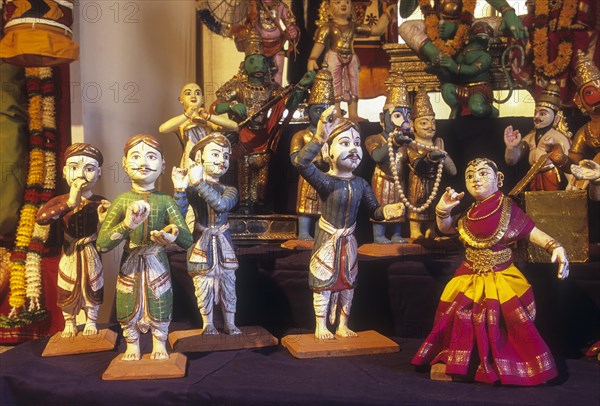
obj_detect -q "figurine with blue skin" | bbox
[293,106,404,339]
[365,73,410,244]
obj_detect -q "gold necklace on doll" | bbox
[466,194,504,221]
[458,197,512,249]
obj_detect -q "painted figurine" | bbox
[159,83,238,168]
[504,80,571,191]
[437,21,499,118]
[293,106,404,339]
[215,27,313,214]
[36,143,109,338]
[549,51,600,181]
[290,64,335,240]
[97,134,193,361]
[412,157,569,385]
[172,133,241,335]
[256,0,299,85]
[399,0,527,64]
[307,0,396,121]
[365,73,410,244]
[407,85,456,240]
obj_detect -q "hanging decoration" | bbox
[0,67,58,328]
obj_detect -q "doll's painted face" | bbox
[329,127,363,174]
[180,83,203,110]
[465,161,499,201]
[123,142,164,187]
[533,106,555,129]
[308,104,330,127]
[578,80,600,116]
[384,106,411,134]
[245,54,269,81]
[330,0,352,19]
[63,155,101,191]
[198,141,231,180]
[414,116,436,140]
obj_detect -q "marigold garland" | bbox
[532,0,578,79]
[5,67,58,326]
[419,0,477,57]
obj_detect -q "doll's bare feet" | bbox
[391,234,407,244]
[336,325,358,338]
[315,317,335,340]
[83,321,98,336]
[202,324,219,335]
[151,337,169,360]
[374,237,392,244]
[122,341,141,361]
[224,324,242,335]
[61,320,77,338]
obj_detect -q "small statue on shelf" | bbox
[365,73,411,244]
[255,0,299,85]
[399,0,527,64]
[412,157,569,385]
[293,106,404,339]
[289,64,335,241]
[307,0,396,121]
[159,83,238,169]
[548,50,600,184]
[436,21,499,118]
[97,135,193,361]
[36,143,109,338]
[504,80,571,191]
[214,27,313,214]
[406,85,456,241]
[172,133,241,335]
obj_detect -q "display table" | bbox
[1,327,598,405]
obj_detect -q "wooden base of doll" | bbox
[41,328,117,357]
[281,330,399,359]
[430,363,453,381]
[229,214,297,242]
[280,239,314,251]
[102,352,187,380]
[168,326,278,353]
[358,237,458,257]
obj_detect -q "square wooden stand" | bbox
[41,328,117,357]
[281,330,399,359]
[168,326,278,353]
[102,352,187,380]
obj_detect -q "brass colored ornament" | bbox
[573,50,600,90]
[308,63,335,106]
[412,84,434,119]
[536,79,562,111]
[383,72,410,110]
[235,26,264,56]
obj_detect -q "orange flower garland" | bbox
[3,67,56,326]
[419,0,477,57]
[532,0,578,79]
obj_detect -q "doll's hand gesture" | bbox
[439,55,458,74]
[436,187,464,214]
[124,200,150,230]
[383,202,405,220]
[230,103,247,119]
[315,106,338,144]
[552,246,569,279]
[67,178,87,209]
[188,162,204,186]
[504,125,522,148]
[307,59,319,72]
[151,224,179,245]
[171,167,189,190]
[571,159,600,181]
[97,200,111,224]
